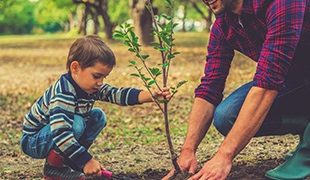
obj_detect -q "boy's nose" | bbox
[97,81,103,86]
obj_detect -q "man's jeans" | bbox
[213,79,310,137]
[21,108,106,159]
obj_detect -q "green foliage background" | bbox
[0,0,210,35]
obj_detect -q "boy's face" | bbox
[70,61,113,94]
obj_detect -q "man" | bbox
[164,0,310,179]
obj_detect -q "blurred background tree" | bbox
[0,0,213,41]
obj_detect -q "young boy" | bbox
[20,35,171,179]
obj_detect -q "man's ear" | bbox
[70,61,81,74]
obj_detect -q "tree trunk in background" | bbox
[73,0,113,38]
[78,3,89,35]
[182,3,188,32]
[190,0,213,32]
[95,0,113,39]
[130,0,154,45]
[89,7,99,35]
[65,12,75,32]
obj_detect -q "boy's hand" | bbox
[138,87,172,103]
[154,87,172,101]
[83,158,104,176]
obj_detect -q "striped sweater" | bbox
[23,73,141,168]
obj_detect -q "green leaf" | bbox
[159,47,169,52]
[129,60,136,65]
[167,53,174,60]
[150,67,161,76]
[112,33,123,39]
[141,54,150,60]
[176,80,187,88]
[163,62,169,68]
[148,80,155,86]
[130,73,140,78]
[128,47,136,52]
[172,89,178,94]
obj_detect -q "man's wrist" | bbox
[215,147,235,161]
[181,146,196,154]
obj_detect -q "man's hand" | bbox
[83,158,104,176]
[162,148,198,180]
[188,152,232,180]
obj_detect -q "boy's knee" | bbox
[91,108,107,128]
[213,104,235,136]
[73,115,86,139]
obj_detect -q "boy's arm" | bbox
[138,91,153,103]
[97,84,142,105]
[49,92,92,170]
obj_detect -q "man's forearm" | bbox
[217,87,278,159]
[182,97,215,152]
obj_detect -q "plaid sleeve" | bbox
[195,18,234,106]
[253,0,307,90]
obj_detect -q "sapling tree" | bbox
[113,0,188,177]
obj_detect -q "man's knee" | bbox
[213,104,235,136]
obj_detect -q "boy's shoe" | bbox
[44,149,85,180]
[43,162,85,180]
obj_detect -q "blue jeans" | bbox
[213,79,310,137]
[21,108,106,159]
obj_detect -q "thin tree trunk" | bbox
[190,0,213,32]
[78,4,89,35]
[182,3,188,32]
[131,0,154,45]
[96,0,113,39]
[89,7,99,35]
[73,0,114,39]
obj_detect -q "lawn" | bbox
[0,32,299,179]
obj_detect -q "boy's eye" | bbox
[92,74,101,79]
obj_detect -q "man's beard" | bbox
[223,0,236,12]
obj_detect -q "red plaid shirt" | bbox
[195,0,310,106]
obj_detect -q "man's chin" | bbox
[212,7,225,15]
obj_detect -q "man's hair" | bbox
[66,35,116,70]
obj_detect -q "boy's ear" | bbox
[70,61,81,74]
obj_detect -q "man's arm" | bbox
[217,87,278,159]
[189,87,278,180]
[182,97,215,153]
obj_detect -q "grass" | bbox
[0,32,299,179]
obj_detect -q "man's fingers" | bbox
[188,170,203,180]
[188,164,196,174]
[162,169,175,180]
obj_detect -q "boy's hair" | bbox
[66,35,116,70]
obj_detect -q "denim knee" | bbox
[73,115,86,140]
[90,108,107,129]
[213,104,235,136]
